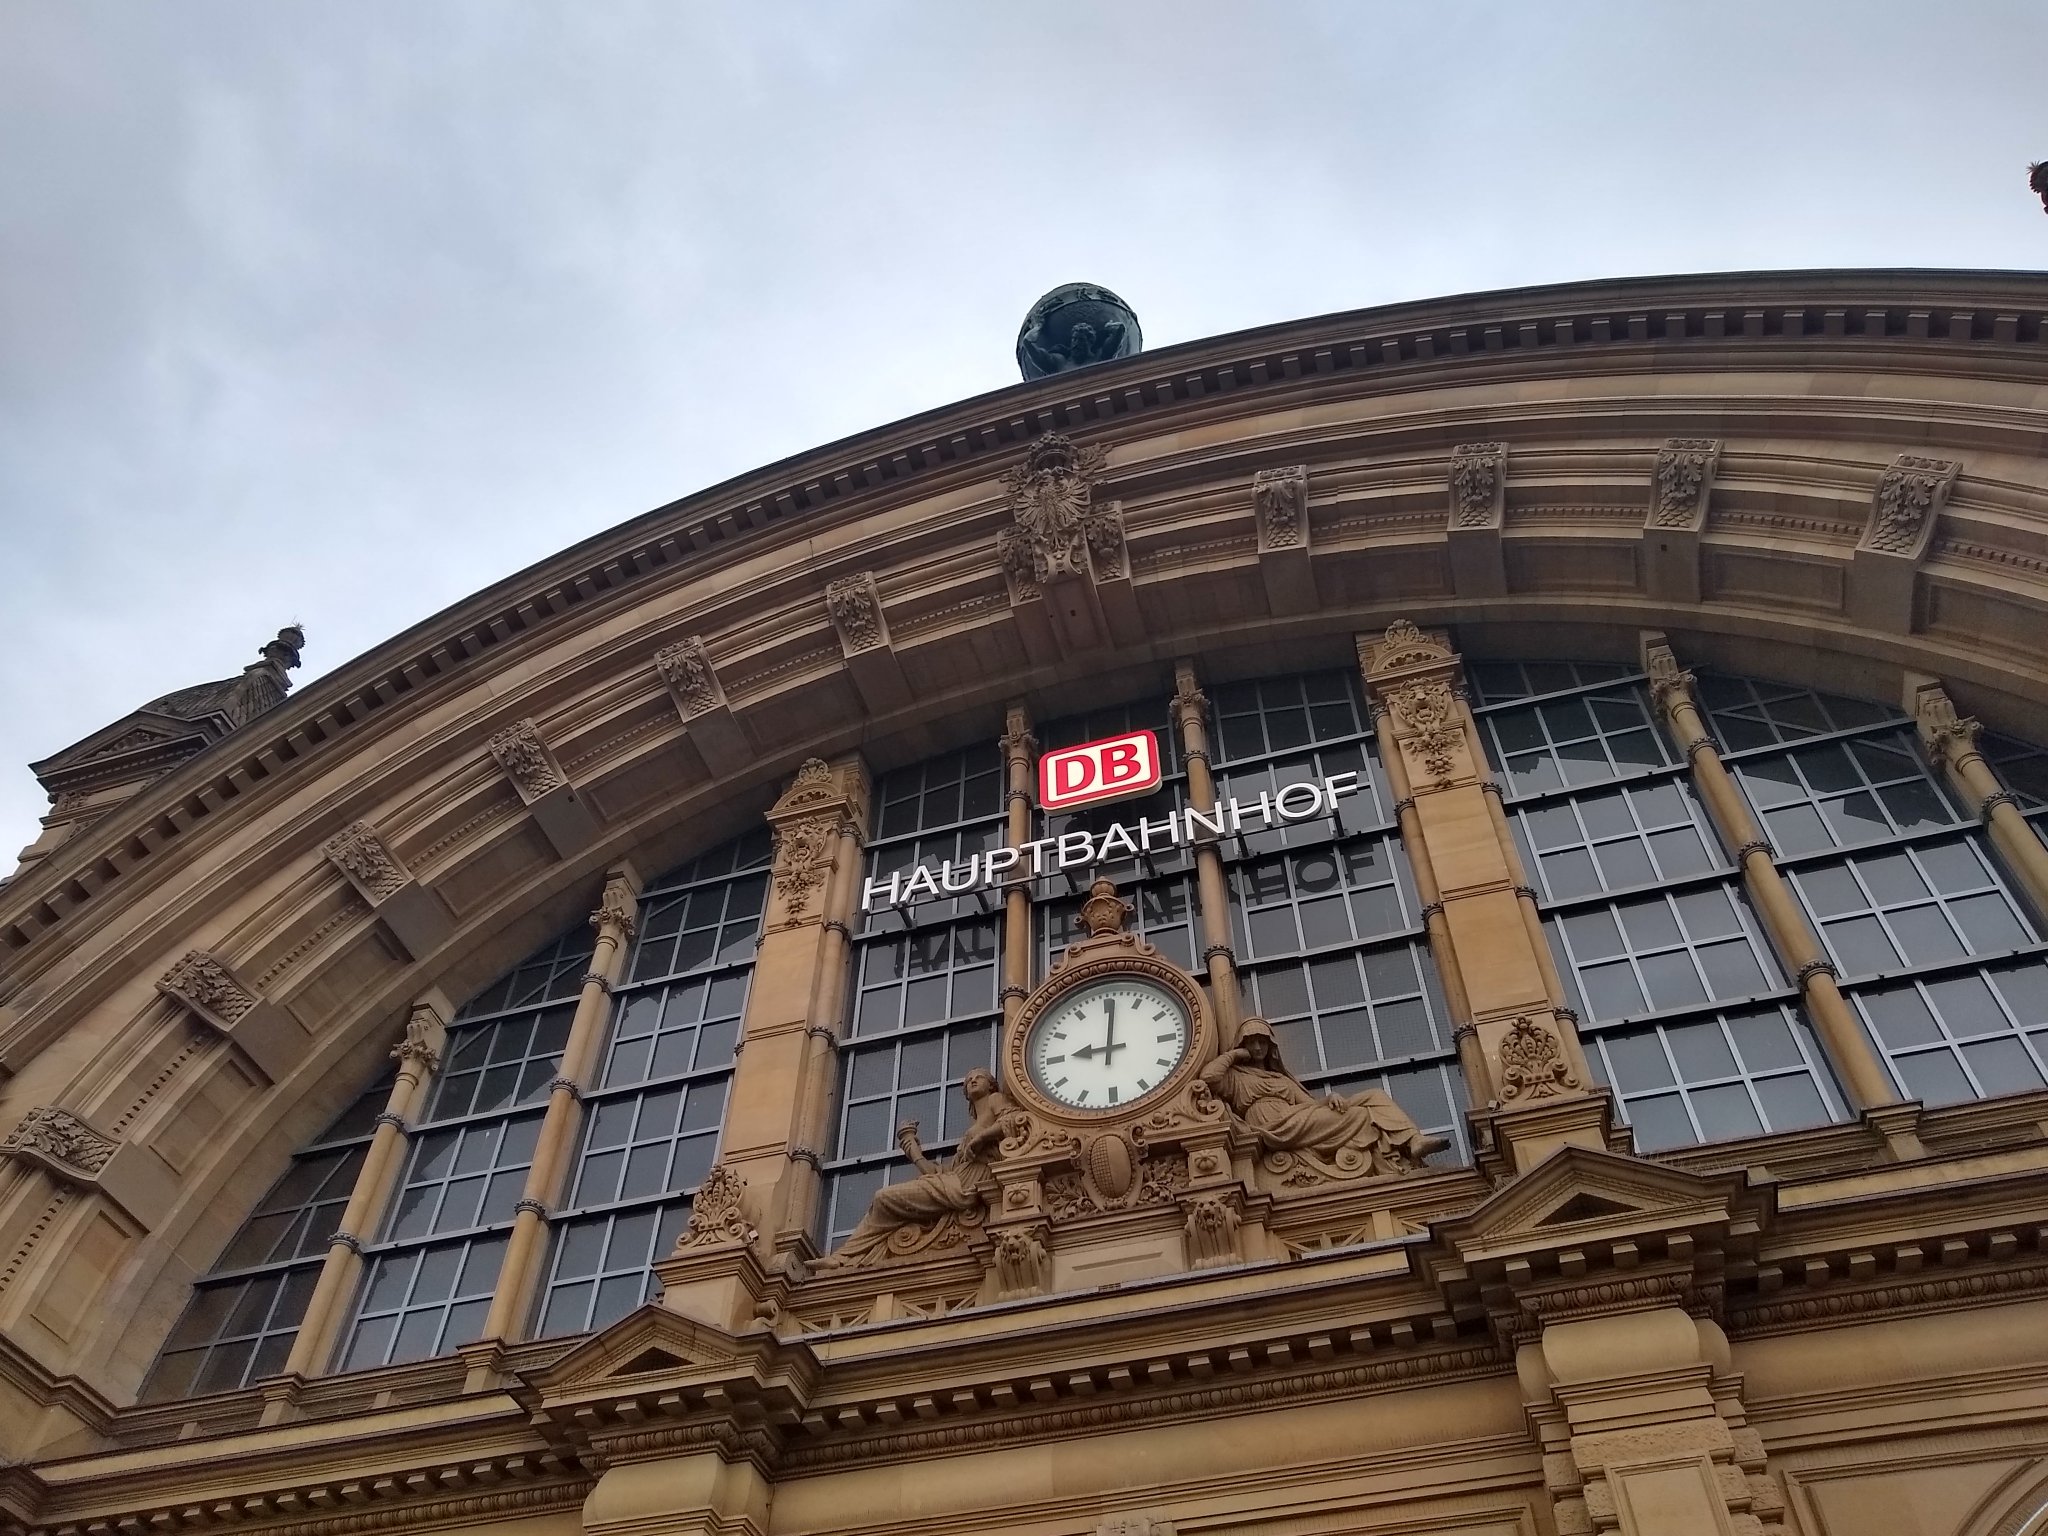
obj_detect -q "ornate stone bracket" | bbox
[322,820,453,958]
[1252,464,1315,615]
[676,1165,756,1250]
[654,636,750,777]
[825,572,911,714]
[995,432,1140,660]
[485,718,598,861]
[157,950,312,1084]
[1849,453,1960,633]
[0,1106,179,1227]
[1643,438,1720,604]
[1446,442,1507,596]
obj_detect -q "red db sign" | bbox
[1038,729,1164,811]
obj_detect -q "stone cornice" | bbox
[6,269,2047,963]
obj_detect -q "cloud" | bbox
[2,0,2043,856]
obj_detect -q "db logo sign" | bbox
[1038,729,1164,811]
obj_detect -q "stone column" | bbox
[477,866,642,1346]
[1001,708,1036,1030]
[1171,663,1244,1040]
[1359,621,1603,1174]
[720,756,871,1264]
[1641,635,1897,1113]
[278,991,450,1383]
[1911,679,2048,922]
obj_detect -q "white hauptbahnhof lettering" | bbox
[861,772,1363,911]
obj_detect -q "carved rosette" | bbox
[487,720,564,798]
[1253,465,1308,550]
[676,1164,755,1249]
[158,951,258,1027]
[0,1106,116,1177]
[825,573,886,653]
[1448,443,1506,529]
[996,432,1117,595]
[1498,1016,1581,1101]
[322,821,410,901]
[654,636,723,718]
[1862,454,1960,557]
[1648,438,1719,529]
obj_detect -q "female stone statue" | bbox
[1201,1017,1448,1176]
[811,1067,1014,1269]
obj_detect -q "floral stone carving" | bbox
[825,573,885,652]
[486,720,564,797]
[654,637,722,717]
[1498,1015,1581,1101]
[322,821,410,900]
[1253,465,1308,548]
[159,951,258,1026]
[677,1164,755,1249]
[1,1106,116,1176]
[1650,439,1719,528]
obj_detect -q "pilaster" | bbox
[279,990,451,1387]
[1001,710,1035,1031]
[477,865,642,1353]
[1640,634,1898,1116]
[720,757,870,1266]
[1358,621,1603,1174]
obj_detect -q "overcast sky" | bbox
[2,1,2044,860]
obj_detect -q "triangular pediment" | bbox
[1429,1143,1771,1267]
[524,1302,744,1393]
[31,710,215,782]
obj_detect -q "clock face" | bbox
[1025,978,1192,1112]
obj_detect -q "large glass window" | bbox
[534,829,767,1338]
[1477,660,1848,1153]
[141,1074,390,1400]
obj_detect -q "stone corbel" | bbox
[1642,438,1719,604]
[654,637,751,778]
[1253,464,1315,615]
[994,432,1139,659]
[486,719,599,861]
[765,756,868,929]
[826,572,911,715]
[156,950,312,1084]
[322,820,453,959]
[1848,454,1959,633]
[0,1107,179,1228]
[1445,442,1507,597]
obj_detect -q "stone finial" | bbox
[1079,878,1134,939]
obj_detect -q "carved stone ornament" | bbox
[1182,1192,1242,1268]
[391,1005,444,1075]
[1168,669,1208,730]
[1,1106,116,1176]
[1402,724,1462,785]
[825,572,885,652]
[322,820,410,900]
[996,432,1116,593]
[1253,464,1308,549]
[1389,680,1456,733]
[1643,640,1696,706]
[1649,438,1719,528]
[776,757,837,811]
[590,876,638,941]
[772,813,838,925]
[1368,618,1454,675]
[1863,454,1960,556]
[1498,1015,1582,1101]
[1914,686,1982,760]
[486,719,564,797]
[676,1164,755,1249]
[990,1223,1051,1299]
[159,950,257,1026]
[654,636,722,717]
[1449,442,1506,529]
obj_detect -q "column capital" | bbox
[590,864,644,942]
[1907,678,1982,764]
[1639,631,1698,708]
[1170,659,1209,730]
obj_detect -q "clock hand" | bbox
[1070,1041,1099,1060]
[1102,998,1122,1060]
